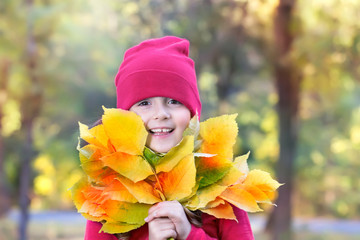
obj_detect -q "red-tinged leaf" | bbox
[70,177,88,210]
[79,145,116,181]
[79,200,107,217]
[71,177,110,219]
[103,179,138,203]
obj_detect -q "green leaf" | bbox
[185,183,228,210]
[183,114,200,137]
[100,221,143,234]
[102,200,151,224]
[197,165,232,189]
[143,147,164,167]
[155,136,194,173]
[183,114,202,151]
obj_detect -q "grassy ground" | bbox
[254,232,360,240]
[1,213,359,240]
[0,214,85,240]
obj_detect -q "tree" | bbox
[266,0,300,239]
[0,59,12,217]
[17,0,43,239]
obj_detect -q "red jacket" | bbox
[84,206,254,240]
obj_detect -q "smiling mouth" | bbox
[149,128,174,135]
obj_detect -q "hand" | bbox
[147,217,177,240]
[145,201,191,240]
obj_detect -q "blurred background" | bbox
[0,0,359,239]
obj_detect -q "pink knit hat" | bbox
[114,36,201,117]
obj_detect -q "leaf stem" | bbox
[141,155,165,199]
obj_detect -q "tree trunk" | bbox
[18,0,42,239]
[0,59,12,217]
[267,1,300,240]
[19,119,34,240]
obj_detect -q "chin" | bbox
[148,138,181,153]
[153,147,171,154]
[150,143,173,154]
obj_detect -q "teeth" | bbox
[151,128,172,133]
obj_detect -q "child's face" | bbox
[129,97,191,153]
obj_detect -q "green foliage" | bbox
[0,0,359,220]
[291,0,360,218]
[143,147,164,167]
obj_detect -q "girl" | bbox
[84,36,254,240]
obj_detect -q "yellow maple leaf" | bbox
[156,154,196,201]
[243,169,282,190]
[71,109,282,235]
[71,177,110,221]
[220,169,281,212]
[100,221,143,234]
[78,144,114,180]
[217,152,250,187]
[196,114,238,188]
[102,200,151,225]
[102,107,147,155]
[101,151,153,182]
[202,201,236,220]
[102,178,138,203]
[116,175,162,204]
[155,136,194,173]
[185,183,227,210]
[199,114,238,159]
[220,186,262,212]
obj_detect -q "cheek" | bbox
[175,110,191,131]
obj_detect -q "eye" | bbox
[137,100,151,106]
[168,99,182,105]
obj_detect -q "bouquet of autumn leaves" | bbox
[71,107,281,234]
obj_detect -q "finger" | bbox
[146,208,175,222]
[148,201,173,215]
[148,218,177,240]
[146,202,185,223]
[148,203,160,216]
[149,228,177,240]
[147,202,171,222]
[145,210,158,222]
[160,229,177,240]
[149,217,173,225]
[148,201,181,217]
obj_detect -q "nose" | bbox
[153,104,170,120]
